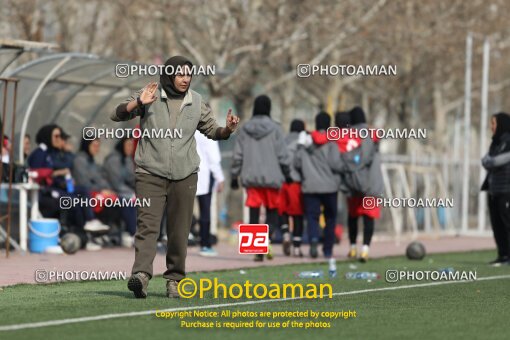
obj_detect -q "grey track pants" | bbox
[132,171,197,280]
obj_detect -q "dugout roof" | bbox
[0,39,209,162]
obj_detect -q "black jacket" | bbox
[481,132,510,194]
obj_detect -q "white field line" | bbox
[1,274,509,331]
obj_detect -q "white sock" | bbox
[328,258,336,270]
[362,245,369,253]
[350,244,357,250]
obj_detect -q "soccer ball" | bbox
[60,233,81,255]
[406,241,426,260]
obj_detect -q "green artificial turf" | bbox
[0,250,509,340]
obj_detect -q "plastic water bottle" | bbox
[353,154,361,164]
[439,267,454,273]
[65,173,74,194]
[297,271,324,279]
[345,272,379,280]
[328,258,337,278]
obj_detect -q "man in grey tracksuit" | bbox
[230,95,291,261]
[111,56,239,298]
[294,112,344,259]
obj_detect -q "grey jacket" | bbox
[231,115,290,189]
[285,132,302,182]
[294,137,343,194]
[111,87,225,180]
[355,123,384,197]
[103,150,136,197]
[72,151,111,192]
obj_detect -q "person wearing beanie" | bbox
[349,106,367,126]
[312,111,361,152]
[294,111,344,264]
[315,111,331,131]
[278,119,306,257]
[345,106,383,263]
[290,119,305,133]
[231,94,292,261]
[112,55,239,299]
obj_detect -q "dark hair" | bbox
[492,112,510,141]
[79,138,97,162]
[115,138,133,165]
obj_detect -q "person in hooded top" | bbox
[310,111,362,153]
[112,55,239,298]
[231,95,291,261]
[103,137,137,247]
[278,119,306,257]
[333,111,362,152]
[481,112,510,266]
[310,111,377,259]
[343,106,383,263]
[294,111,344,263]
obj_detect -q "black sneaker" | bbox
[127,272,150,298]
[310,241,318,259]
[254,254,264,262]
[489,257,509,267]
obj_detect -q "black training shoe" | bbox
[127,272,150,298]
[254,254,264,262]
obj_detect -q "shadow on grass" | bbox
[94,290,171,299]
